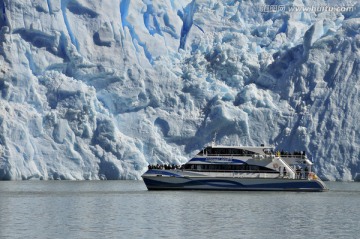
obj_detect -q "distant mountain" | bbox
[0,0,359,180]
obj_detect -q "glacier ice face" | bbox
[0,0,359,180]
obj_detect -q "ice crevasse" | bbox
[0,0,360,181]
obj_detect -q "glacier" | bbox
[0,0,359,181]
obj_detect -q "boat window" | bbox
[184,164,195,170]
[197,147,212,155]
[183,163,276,172]
[249,165,259,170]
[204,148,256,156]
[263,149,273,155]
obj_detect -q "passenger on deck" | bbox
[305,166,309,177]
[296,167,301,179]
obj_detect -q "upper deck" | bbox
[191,145,310,166]
[196,145,274,156]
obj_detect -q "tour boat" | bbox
[141,144,328,192]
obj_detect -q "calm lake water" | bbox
[0,181,359,239]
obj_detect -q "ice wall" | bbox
[0,0,359,180]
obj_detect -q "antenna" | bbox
[212,132,217,146]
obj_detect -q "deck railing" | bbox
[197,153,307,159]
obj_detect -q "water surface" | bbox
[0,181,359,239]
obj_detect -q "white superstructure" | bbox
[142,145,328,191]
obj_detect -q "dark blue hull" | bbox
[142,176,328,192]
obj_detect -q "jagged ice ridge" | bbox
[0,0,360,181]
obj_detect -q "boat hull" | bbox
[142,175,328,192]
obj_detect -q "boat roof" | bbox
[205,145,273,150]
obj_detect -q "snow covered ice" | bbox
[0,0,359,180]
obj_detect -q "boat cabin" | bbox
[197,146,274,156]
